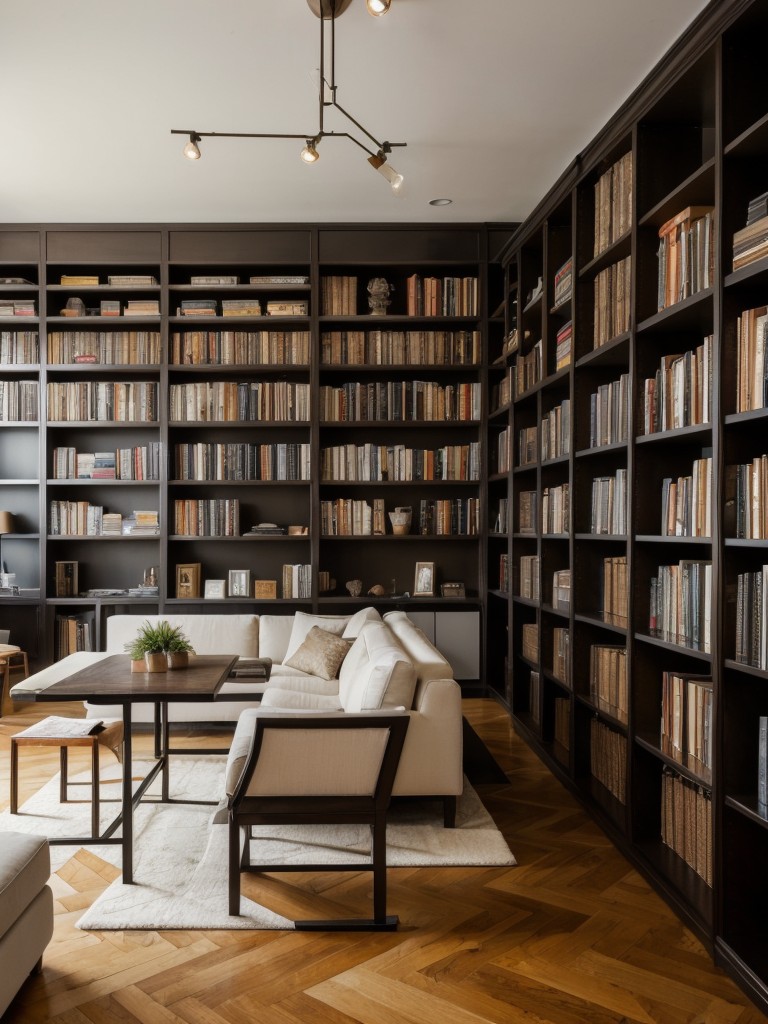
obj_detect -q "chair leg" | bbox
[91,738,100,838]
[228,818,241,917]
[443,795,457,828]
[60,746,69,804]
[371,815,388,924]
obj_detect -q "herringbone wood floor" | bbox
[1,698,765,1024]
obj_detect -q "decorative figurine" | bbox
[346,579,363,597]
[367,277,394,315]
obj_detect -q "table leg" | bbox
[122,703,133,884]
[161,701,170,802]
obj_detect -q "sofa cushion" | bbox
[283,626,352,681]
[342,605,382,638]
[343,650,416,712]
[0,832,51,943]
[260,688,343,712]
[105,614,259,657]
[257,615,295,663]
[283,612,350,663]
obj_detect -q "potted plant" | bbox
[164,624,194,669]
[124,620,193,673]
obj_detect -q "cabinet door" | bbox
[435,610,479,679]
[406,610,435,642]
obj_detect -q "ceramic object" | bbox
[167,651,189,670]
[388,506,412,535]
[346,579,363,597]
[144,652,167,673]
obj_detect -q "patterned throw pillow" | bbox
[283,626,352,681]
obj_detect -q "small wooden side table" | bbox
[10,718,124,837]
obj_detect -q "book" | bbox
[107,275,157,286]
[759,717,768,811]
[16,716,104,739]
[60,275,99,286]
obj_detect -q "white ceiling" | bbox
[1,0,710,226]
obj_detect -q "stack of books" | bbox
[733,192,768,271]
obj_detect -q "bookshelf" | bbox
[0,224,512,683]
[497,0,768,1012]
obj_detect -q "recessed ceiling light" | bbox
[429,198,453,206]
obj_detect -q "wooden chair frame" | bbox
[228,714,409,930]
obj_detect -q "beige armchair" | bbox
[227,714,409,930]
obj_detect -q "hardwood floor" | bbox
[1,698,765,1024]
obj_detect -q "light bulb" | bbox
[300,140,320,163]
[183,134,201,160]
[368,153,404,194]
[367,0,391,15]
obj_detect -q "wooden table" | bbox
[15,653,238,884]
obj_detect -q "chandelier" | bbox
[170,0,406,193]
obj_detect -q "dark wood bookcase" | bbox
[0,223,512,685]
[498,0,768,1011]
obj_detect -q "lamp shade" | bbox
[0,511,14,535]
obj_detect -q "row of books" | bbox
[417,497,480,536]
[641,335,712,434]
[47,381,158,422]
[47,330,161,365]
[552,257,573,307]
[319,442,481,482]
[541,482,570,535]
[733,195,768,270]
[405,274,479,317]
[499,552,510,593]
[496,427,512,475]
[282,563,312,599]
[661,769,712,886]
[58,275,158,286]
[590,644,628,723]
[318,381,481,422]
[594,151,633,258]
[54,612,95,658]
[53,560,78,597]
[173,442,311,482]
[321,329,481,366]
[491,367,513,412]
[552,568,571,611]
[0,380,38,421]
[735,566,768,669]
[649,559,712,653]
[522,622,538,663]
[725,455,768,539]
[0,330,38,363]
[171,329,310,366]
[320,499,383,537]
[168,381,311,422]
[591,469,627,535]
[176,298,307,317]
[590,719,627,803]
[661,457,712,537]
[660,670,713,784]
[173,498,240,536]
[593,256,631,348]
[589,373,630,448]
[552,626,570,682]
[320,496,480,537]
[736,305,768,412]
[518,490,537,534]
[541,400,571,461]
[180,275,308,286]
[518,554,540,600]
[601,555,628,627]
[49,502,159,537]
[321,276,358,315]
[555,321,572,370]
[0,299,35,317]
[518,425,537,466]
[511,339,542,397]
[657,206,715,312]
[52,444,163,481]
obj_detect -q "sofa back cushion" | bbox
[339,621,417,712]
[257,616,296,663]
[105,614,259,657]
[383,610,453,682]
[282,612,351,663]
[342,605,382,638]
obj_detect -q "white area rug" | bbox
[0,758,515,931]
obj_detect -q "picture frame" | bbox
[441,581,466,599]
[228,569,250,598]
[413,561,435,597]
[204,579,226,600]
[175,562,201,599]
[254,579,277,599]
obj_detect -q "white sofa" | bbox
[11,608,464,819]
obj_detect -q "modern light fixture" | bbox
[171,0,406,192]
[430,198,453,206]
[183,133,201,160]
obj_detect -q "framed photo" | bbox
[254,579,277,599]
[175,562,201,599]
[413,561,435,597]
[441,581,466,599]
[228,569,250,598]
[204,579,226,600]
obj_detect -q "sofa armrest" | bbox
[10,652,110,701]
[393,677,463,797]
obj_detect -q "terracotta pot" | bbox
[144,652,167,673]
[130,658,146,674]
[167,651,189,670]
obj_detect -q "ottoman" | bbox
[0,831,54,1016]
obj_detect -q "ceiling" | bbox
[2,0,711,226]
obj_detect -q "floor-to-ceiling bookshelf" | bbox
[0,223,511,684]
[499,0,768,1012]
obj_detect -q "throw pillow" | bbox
[342,605,382,639]
[283,612,350,663]
[283,626,352,681]
[343,651,417,712]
